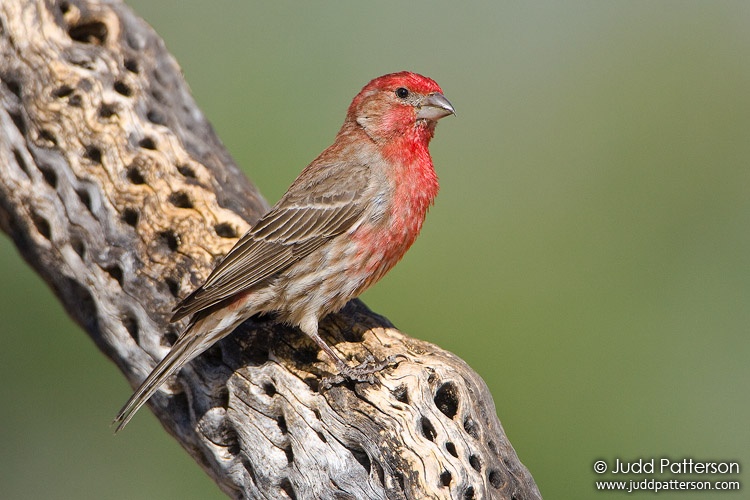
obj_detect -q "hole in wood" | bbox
[239,453,257,486]
[146,109,165,125]
[392,385,409,404]
[214,223,236,238]
[114,80,131,97]
[372,460,385,487]
[487,440,499,457]
[440,470,452,488]
[283,444,294,465]
[68,20,108,44]
[164,277,180,298]
[445,441,458,458]
[123,312,139,343]
[31,211,51,240]
[463,486,475,500]
[12,148,29,177]
[469,454,482,472]
[350,445,371,474]
[38,129,58,146]
[463,416,480,440]
[434,381,459,419]
[121,208,138,227]
[38,164,57,188]
[52,85,74,99]
[105,264,123,286]
[224,426,241,457]
[124,58,139,73]
[138,137,156,150]
[76,188,92,213]
[126,165,145,184]
[99,103,117,119]
[169,191,193,209]
[276,415,288,435]
[160,230,180,251]
[176,164,196,178]
[64,277,99,333]
[420,416,437,442]
[303,377,319,392]
[84,145,102,164]
[164,328,178,346]
[70,237,86,258]
[394,471,405,492]
[488,469,504,489]
[279,478,296,500]
[5,79,21,98]
[67,93,82,107]
[262,382,277,397]
[10,111,25,135]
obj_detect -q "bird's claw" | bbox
[320,354,404,390]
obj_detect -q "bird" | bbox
[114,71,454,431]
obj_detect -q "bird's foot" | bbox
[321,354,405,390]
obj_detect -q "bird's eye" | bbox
[395,87,409,99]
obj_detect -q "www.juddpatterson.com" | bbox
[596,478,740,493]
[593,458,741,493]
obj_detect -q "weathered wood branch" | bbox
[0,1,541,498]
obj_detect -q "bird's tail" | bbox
[113,310,243,432]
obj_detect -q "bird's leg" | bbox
[300,321,395,384]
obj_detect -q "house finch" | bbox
[114,71,454,431]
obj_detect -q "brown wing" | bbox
[170,162,371,322]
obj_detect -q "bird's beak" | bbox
[417,92,455,121]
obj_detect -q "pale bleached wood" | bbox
[0,1,541,498]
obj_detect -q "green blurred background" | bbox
[1,1,748,498]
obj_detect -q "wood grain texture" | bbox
[0,1,541,498]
